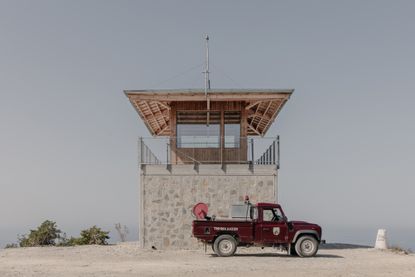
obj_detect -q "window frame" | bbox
[176,110,221,149]
[224,111,241,149]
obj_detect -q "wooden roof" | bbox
[125,89,293,136]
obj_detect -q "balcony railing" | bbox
[138,136,280,169]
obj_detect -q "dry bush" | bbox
[389,245,412,255]
[115,223,129,242]
[4,243,18,249]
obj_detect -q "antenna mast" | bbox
[204,34,211,126]
[204,34,211,95]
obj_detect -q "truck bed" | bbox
[193,219,254,243]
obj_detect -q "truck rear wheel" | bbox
[213,235,237,257]
[295,235,318,257]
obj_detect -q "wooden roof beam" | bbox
[127,93,291,102]
[248,124,262,136]
[247,111,272,120]
[152,101,168,128]
[245,101,262,110]
[150,100,171,110]
[156,124,169,136]
[256,101,272,132]
[144,100,162,134]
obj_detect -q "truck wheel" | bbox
[295,235,318,257]
[213,235,237,257]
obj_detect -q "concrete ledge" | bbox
[141,164,277,176]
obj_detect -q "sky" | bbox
[1,0,414,249]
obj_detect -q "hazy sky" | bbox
[1,0,414,248]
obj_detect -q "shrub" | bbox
[4,243,18,249]
[115,223,129,242]
[19,220,61,247]
[78,226,110,245]
[59,226,110,246]
[390,245,412,255]
[58,236,84,247]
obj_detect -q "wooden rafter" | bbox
[247,111,271,120]
[245,100,262,110]
[256,100,272,132]
[144,100,162,134]
[156,124,169,136]
[152,101,168,128]
[150,100,171,111]
[248,124,262,136]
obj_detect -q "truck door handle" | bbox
[263,228,270,231]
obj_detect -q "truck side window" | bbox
[263,209,274,221]
[263,208,283,222]
[274,208,284,221]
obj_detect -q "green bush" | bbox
[19,220,61,247]
[78,226,110,245]
[58,236,83,247]
[59,226,110,246]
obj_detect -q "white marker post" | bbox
[374,229,388,249]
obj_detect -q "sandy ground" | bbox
[0,243,414,277]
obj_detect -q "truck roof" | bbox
[256,203,281,208]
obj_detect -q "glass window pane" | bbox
[263,209,274,222]
[230,204,250,218]
[224,124,240,148]
[177,124,220,148]
[176,111,220,148]
[224,111,241,148]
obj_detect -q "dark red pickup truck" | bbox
[192,202,322,257]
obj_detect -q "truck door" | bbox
[259,207,288,244]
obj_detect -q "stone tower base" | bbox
[140,164,278,249]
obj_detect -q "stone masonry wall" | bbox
[140,164,277,249]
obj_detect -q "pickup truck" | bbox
[192,202,322,257]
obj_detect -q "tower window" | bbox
[176,111,220,148]
[224,111,241,148]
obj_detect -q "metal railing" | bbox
[138,138,162,165]
[255,136,280,168]
[138,136,280,169]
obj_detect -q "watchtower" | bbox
[125,88,292,249]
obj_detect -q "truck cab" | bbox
[253,203,289,244]
[192,202,322,257]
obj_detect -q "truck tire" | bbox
[213,235,237,257]
[295,235,319,257]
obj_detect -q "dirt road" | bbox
[1,243,414,277]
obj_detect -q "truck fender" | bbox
[292,230,320,243]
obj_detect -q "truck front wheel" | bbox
[213,235,237,257]
[295,235,318,257]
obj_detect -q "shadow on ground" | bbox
[321,243,371,250]
[210,252,343,258]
